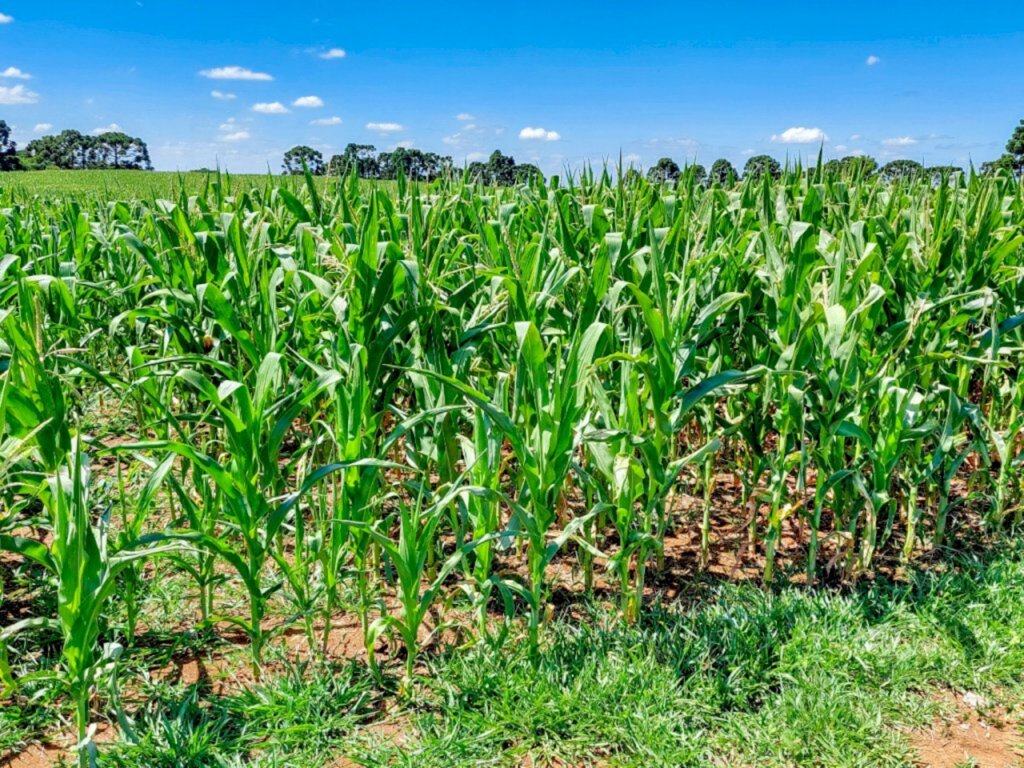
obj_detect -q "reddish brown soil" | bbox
[1,723,114,768]
[911,692,1023,768]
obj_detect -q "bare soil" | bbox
[911,691,1023,768]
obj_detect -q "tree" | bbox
[514,163,543,184]
[466,161,489,183]
[375,148,452,181]
[0,120,21,170]
[927,165,962,184]
[283,145,324,175]
[879,159,925,182]
[1005,118,1024,173]
[93,132,151,170]
[23,128,151,170]
[25,130,82,169]
[709,158,737,185]
[687,164,707,186]
[842,155,878,177]
[980,154,1017,177]
[487,150,517,186]
[328,144,379,178]
[824,155,878,178]
[646,157,681,184]
[744,154,782,180]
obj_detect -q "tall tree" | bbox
[743,154,782,180]
[0,120,21,171]
[466,161,489,183]
[487,150,517,185]
[980,154,1017,176]
[514,163,543,184]
[24,129,151,170]
[646,157,681,184]
[1004,118,1024,173]
[927,165,963,184]
[282,145,325,175]
[709,158,737,185]
[879,159,925,182]
[93,132,151,170]
[329,144,379,178]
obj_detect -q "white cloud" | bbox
[311,116,342,126]
[882,136,917,147]
[465,152,486,162]
[319,48,346,60]
[771,126,828,143]
[0,12,12,23]
[834,144,848,152]
[33,123,52,133]
[199,66,273,81]
[92,123,123,135]
[849,133,862,141]
[394,140,414,149]
[455,112,475,121]
[519,126,561,142]
[1,66,30,79]
[866,55,881,66]
[366,121,403,133]
[292,95,324,108]
[211,90,236,100]
[221,131,251,142]
[0,84,39,105]
[252,101,289,114]
[623,153,642,164]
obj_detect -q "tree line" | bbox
[0,120,152,171]
[283,144,543,184]
[645,119,1024,185]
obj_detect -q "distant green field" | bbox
[0,169,329,199]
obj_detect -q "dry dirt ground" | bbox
[909,692,1023,768]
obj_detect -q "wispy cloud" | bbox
[1,66,31,79]
[866,55,881,66]
[882,136,918,147]
[92,123,123,135]
[292,95,324,108]
[33,123,52,133]
[0,12,12,23]
[319,48,347,60]
[455,112,475,121]
[211,90,236,100]
[311,116,342,126]
[519,126,561,142]
[217,118,250,142]
[0,84,39,105]
[366,121,404,133]
[252,101,289,114]
[771,126,828,143]
[200,66,273,81]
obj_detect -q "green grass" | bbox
[91,544,1024,768]
[0,169,349,199]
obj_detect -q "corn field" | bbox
[1,166,1023,766]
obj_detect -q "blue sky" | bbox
[1,1,1022,173]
